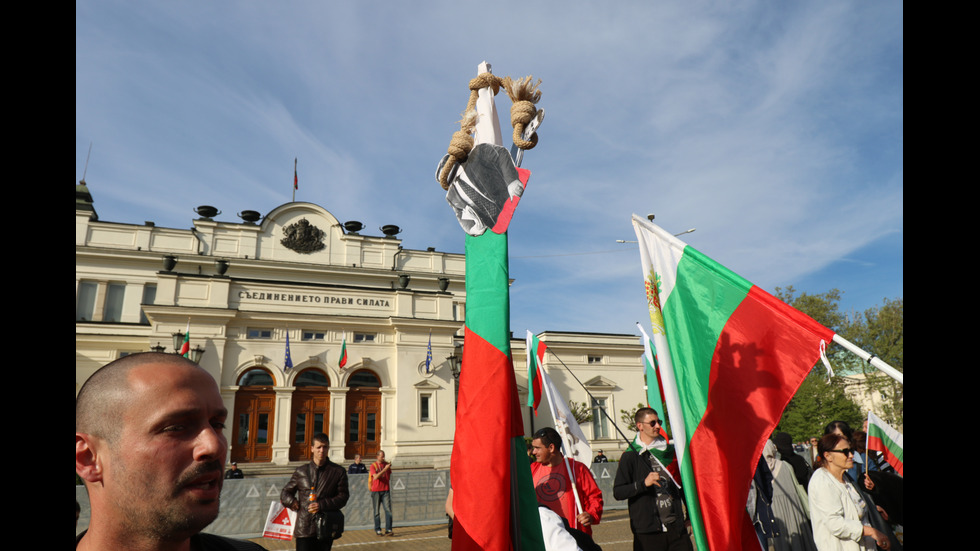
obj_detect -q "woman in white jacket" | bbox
[807,434,890,551]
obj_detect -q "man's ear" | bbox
[76,433,104,484]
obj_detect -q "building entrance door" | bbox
[231,389,275,463]
[290,390,330,461]
[344,369,381,459]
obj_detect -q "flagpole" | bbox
[831,334,903,384]
[540,364,585,521]
[544,348,641,449]
[864,412,870,475]
[545,347,680,487]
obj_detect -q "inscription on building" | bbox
[238,290,391,308]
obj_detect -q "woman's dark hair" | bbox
[852,430,867,453]
[823,420,854,441]
[814,433,848,469]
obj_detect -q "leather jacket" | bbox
[280,460,350,538]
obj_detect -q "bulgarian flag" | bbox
[294,158,299,190]
[866,412,903,476]
[179,321,191,357]
[526,331,547,416]
[450,62,544,551]
[338,330,348,369]
[632,215,836,551]
[636,322,670,441]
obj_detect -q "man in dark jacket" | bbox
[348,453,368,474]
[613,408,691,551]
[281,433,350,551]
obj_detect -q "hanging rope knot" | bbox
[437,70,542,191]
[502,76,542,151]
[509,100,538,150]
[469,72,502,95]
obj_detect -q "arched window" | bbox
[238,368,275,387]
[347,369,381,388]
[295,368,330,387]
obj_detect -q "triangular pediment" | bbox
[414,379,443,390]
[583,375,617,389]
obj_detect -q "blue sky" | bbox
[76,1,902,336]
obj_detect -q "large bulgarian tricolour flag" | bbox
[450,63,544,551]
[867,412,903,476]
[632,215,836,551]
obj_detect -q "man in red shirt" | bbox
[369,450,393,536]
[530,427,604,536]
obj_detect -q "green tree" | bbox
[848,298,903,428]
[777,372,863,442]
[773,287,864,441]
[568,400,593,424]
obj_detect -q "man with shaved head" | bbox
[75,352,264,550]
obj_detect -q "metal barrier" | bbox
[76,465,625,539]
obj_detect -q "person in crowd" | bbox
[613,407,690,551]
[807,437,819,465]
[225,461,245,479]
[763,440,817,551]
[348,454,368,474]
[530,427,603,538]
[749,453,776,550]
[369,450,394,536]
[75,352,264,550]
[824,422,863,483]
[773,432,812,489]
[593,449,609,463]
[808,434,890,551]
[281,432,350,551]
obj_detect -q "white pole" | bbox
[473,61,503,147]
[832,334,903,384]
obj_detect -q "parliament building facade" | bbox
[75,183,647,470]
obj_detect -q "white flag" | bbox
[539,366,593,466]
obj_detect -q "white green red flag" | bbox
[866,412,903,476]
[179,321,191,357]
[526,331,547,415]
[338,330,348,369]
[632,215,836,551]
[449,62,544,551]
[636,322,670,441]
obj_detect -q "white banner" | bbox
[262,500,296,541]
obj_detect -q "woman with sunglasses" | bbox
[807,434,890,551]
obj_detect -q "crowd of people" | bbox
[76,352,901,551]
[752,422,904,551]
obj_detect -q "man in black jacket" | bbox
[281,433,350,551]
[613,407,691,551]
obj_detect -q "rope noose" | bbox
[438,72,542,190]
